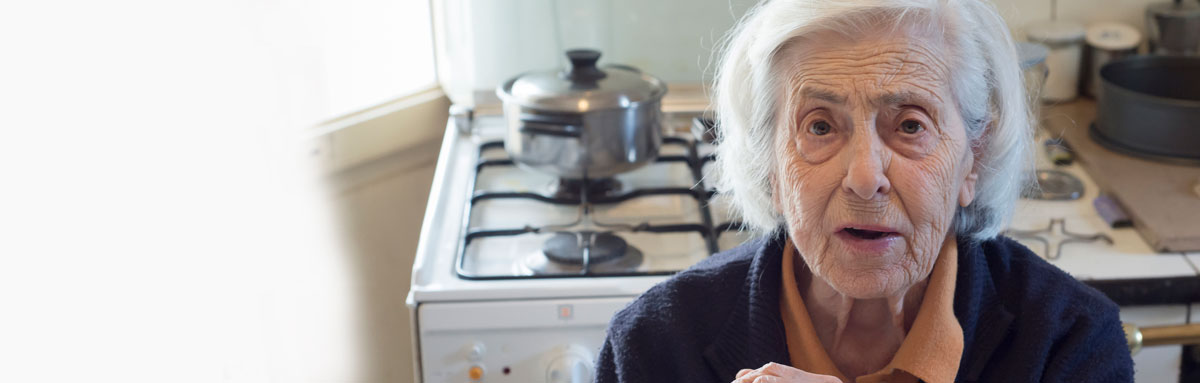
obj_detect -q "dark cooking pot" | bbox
[1092,55,1200,164]
[497,49,666,180]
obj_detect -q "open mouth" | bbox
[841,227,898,240]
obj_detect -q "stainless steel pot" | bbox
[497,49,667,180]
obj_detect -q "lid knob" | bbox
[565,49,607,83]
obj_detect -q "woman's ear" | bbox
[959,171,978,207]
[958,139,981,207]
[769,172,781,212]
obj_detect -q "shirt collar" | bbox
[778,235,964,383]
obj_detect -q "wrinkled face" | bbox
[773,28,979,299]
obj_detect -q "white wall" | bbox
[993,0,1160,40]
[436,0,759,104]
[332,145,439,383]
[438,0,1162,106]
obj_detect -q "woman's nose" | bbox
[842,135,891,200]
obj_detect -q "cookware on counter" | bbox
[1093,55,1200,164]
[497,49,667,180]
[1146,0,1200,56]
[1084,23,1140,99]
[1027,20,1086,102]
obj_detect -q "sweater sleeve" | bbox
[593,306,666,383]
[593,287,725,383]
[594,327,627,383]
[1039,301,1134,382]
[594,302,689,383]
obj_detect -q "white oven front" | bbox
[415,297,634,383]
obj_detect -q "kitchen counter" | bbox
[1029,100,1199,306]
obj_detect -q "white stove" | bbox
[407,109,752,383]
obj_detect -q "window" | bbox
[271,0,437,125]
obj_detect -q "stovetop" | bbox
[1004,121,1193,281]
[407,112,754,303]
[458,129,745,280]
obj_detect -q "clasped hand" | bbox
[733,362,841,383]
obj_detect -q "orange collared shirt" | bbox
[779,235,963,383]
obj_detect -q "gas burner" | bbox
[543,231,626,264]
[548,178,623,201]
[520,232,644,275]
[1022,170,1084,200]
[1005,218,1113,260]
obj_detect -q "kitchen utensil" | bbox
[1092,55,1200,164]
[1027,21,1086,102]
[497,49,667,180]
[1043,138,1074,165]
[1094,195,1133,228]
[1146,0,1200,55]
[1084,23,1141,99]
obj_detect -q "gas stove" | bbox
[407,107,752,383]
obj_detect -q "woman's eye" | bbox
[899,120,924,135]
[809,120,832,136]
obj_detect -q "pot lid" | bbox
[498,49,667,112]
[1026,20,1086,44]
[1147,1,1200,19]
[1086,22,1141,51]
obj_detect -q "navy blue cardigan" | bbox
[595,233,1133,382]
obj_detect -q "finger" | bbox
[751,376,781,383]
[758,362,842,382]
[732,370,772,383]
[737,369,754,379]
[758,362,794,376]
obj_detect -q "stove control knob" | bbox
[546,349,593,383]
[467,342,486,362]
[468,365,485,381]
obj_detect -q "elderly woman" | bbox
[595,0,1133,382]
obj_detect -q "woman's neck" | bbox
[798,259,928,378]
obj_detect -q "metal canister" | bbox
[1146,1,1200,56]
[1027,20,1086,102]
[1084,23,1140,99]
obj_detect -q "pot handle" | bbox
[565,49,607,82]
[518,113,583,138]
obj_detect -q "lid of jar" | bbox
[1015,42,1049,70]
[497,49,667,113]
[1026,20,1086,44]
[1147,1,1200,19]
[1086,22,1142,50]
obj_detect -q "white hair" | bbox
[711,0,1033,242]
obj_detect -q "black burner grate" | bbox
[455,136,737,280]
